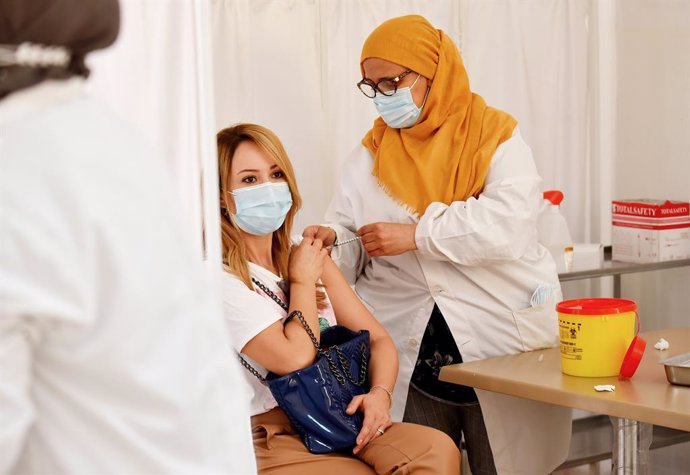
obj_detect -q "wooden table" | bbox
[439,328,690,474]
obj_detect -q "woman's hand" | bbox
[288,237,327,285]
[358,222,417,257]
[302,225,337,248]
[347,390,393,454]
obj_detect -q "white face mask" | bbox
[373,73,427,128]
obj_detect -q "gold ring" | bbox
[377,428,385,436]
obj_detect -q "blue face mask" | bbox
[231,181,293,235]
[373,73,427,129]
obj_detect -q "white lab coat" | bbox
[326,129,572,475]
[0,80,256,474]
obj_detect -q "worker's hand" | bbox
[288,237,328,285]
[357,222,417,257]
[347,390,392,454]
[302,225,337,248]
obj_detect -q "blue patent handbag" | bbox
[239,279,370,454]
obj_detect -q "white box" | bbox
[612,199,690,263]
[571,243,604,270]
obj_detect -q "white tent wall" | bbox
[210,0,463,232]
[88,0,224,277]
[86,1,237,391]
[210,0,591,238]
[459,0,589,243]
[89,1,207,256]
[211,0,331,233]
[614,0,690,331]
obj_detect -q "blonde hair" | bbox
[217,123,326,308]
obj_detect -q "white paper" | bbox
[594,384,616,392]
[654,338,670,351]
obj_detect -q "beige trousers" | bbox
[252,407,461,474]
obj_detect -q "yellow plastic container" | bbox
[557,298,637,377]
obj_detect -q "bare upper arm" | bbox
[319,257,390,343]
[240,320,315,375]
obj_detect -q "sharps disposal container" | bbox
[557,298,644,377]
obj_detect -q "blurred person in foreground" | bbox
[0,1,255,473]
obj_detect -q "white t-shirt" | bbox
[222,263,337,416]
[0,80,255,474]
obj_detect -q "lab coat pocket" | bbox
[512,290,562,352]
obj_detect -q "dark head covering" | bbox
[0,0,120,98]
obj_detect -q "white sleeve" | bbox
[221,274,282,352]
[324,148,371,285]
[0,153,89,471]
[414,129,543,266]
[0,317,36,473]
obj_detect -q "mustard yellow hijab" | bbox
[361,15,517,216]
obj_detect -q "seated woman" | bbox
[218,123,460,474]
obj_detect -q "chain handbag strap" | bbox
[238,353,267,383]
[238,322,368,387]
[251,277,322,350]
[333,342,369,386]
[286,311,366,386]
[239,277,367,387]
[237,308,321,384]
[251,277,288,312]
[237,277,288,383]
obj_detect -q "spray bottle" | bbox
[537,190,573,273]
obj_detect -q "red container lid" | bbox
[557,298,637,316]
[619,336,646,379]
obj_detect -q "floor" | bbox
[459,419,690,475]
[550,415,690,475]
[551,440,690,474]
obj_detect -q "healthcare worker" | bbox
[304,15,572,475]
[0,1,255,473]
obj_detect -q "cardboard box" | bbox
[612,199,690,263]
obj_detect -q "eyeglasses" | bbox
[356,70,414,98]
